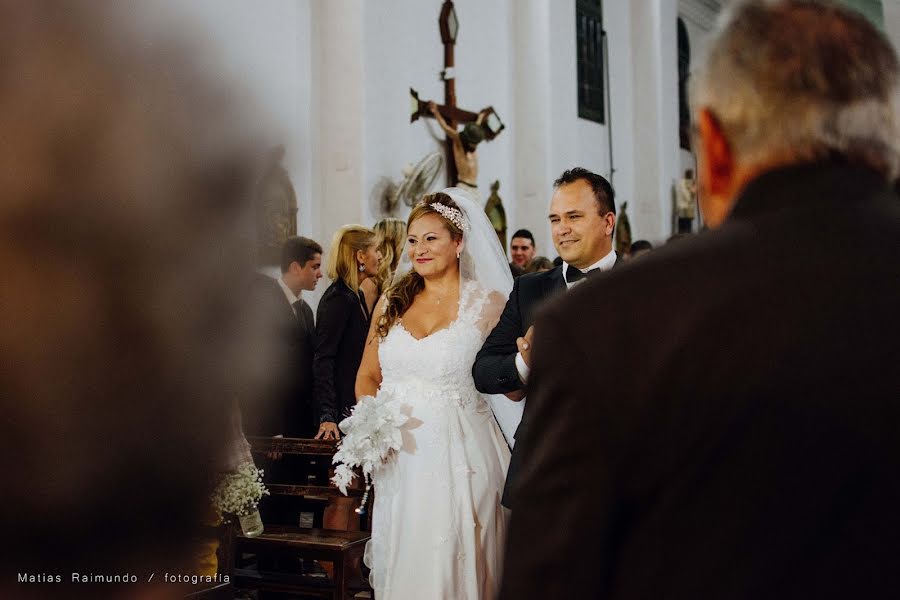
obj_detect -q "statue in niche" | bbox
[255,145,297,265]
[615,201,633,257]
[483,180,508,255]
[675,169,697,233]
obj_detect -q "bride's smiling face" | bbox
[407,213,462,278]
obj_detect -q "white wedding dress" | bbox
[364,280,511,600]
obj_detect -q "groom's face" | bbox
[549,179,614,269]
[407,213,461,278]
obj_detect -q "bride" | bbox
[353,188,515,599]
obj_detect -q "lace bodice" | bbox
[378,281,493,407]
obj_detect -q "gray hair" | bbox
[690,0,900,180]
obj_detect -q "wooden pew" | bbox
[232,437,372,600]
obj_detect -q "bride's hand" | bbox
[316,421,341,440]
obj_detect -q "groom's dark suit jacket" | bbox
[473,258,620,507]
[473,266,567,394]
[500,162,900,600]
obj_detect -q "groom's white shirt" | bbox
[515,249,617,383]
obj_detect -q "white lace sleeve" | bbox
[477,290,506,341]
[461,282,523,447]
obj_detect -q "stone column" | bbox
[629,0,680,242]
[310,0,367,250]
[511,0,554,257]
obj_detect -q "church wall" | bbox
[512,0,554,259]
[627,1,679,245]
[119,0,694,281]
[309,0,365,280]
[361,0,516,230]
[604,0,638,247]
[120,0,899,302]
[125,0,317,287]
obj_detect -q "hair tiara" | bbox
[430,201,470,232]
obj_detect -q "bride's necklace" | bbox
[426,285,455,305]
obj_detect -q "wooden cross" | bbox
[410,0,504,187]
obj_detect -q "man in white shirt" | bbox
[510,229,537,271]
[247,237,325,536]
[246,236,323,439]
[473,167,620,508]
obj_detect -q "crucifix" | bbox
[410,0,505,189]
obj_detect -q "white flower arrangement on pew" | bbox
[211,462,269,525]
[332,394,409,511]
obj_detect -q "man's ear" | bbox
[696,108,744,228]
[696,108,734,198]
[604,212,616,237]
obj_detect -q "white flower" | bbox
[211,462,270,521]
[332,464,357,495]
[331,394,409,495]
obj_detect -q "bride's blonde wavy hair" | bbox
[376,193,463,339]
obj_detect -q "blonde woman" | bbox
[360,218,407,313]
[313,225,381,440]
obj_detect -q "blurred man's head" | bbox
[629,240,653,260]
[281,236,323,294]
[549,168,616,270]
[510,229,536,268]
[0,2,263,597]
[690,0,900,228]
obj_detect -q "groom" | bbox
[473,167,620,508]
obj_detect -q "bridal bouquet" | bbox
[332,394,408,498]
[211,462,269,524]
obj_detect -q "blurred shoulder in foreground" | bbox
[0,1,268,598]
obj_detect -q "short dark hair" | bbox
[553,167,616,215]
[511,229,535,246]
[630,240,653,253]
[281,236,323,273]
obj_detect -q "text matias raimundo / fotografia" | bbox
[17,573,230,584]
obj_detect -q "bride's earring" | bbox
[358,263,365,272]
[456,251,461,259]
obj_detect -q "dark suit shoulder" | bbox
[513,266,565,300]
[248,273,295,316]
[517,265,563,288]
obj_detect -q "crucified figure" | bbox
[428,101,487,190]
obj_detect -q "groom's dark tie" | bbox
[565,267,601,285]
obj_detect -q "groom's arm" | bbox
[473,277,525,395]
